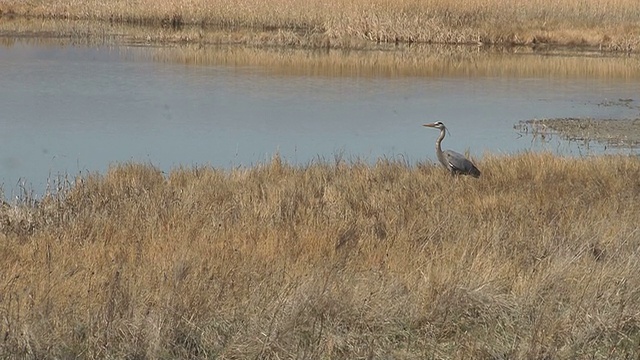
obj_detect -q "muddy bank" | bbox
[517,115,640,148]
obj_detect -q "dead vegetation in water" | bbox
[1,0,639,50]
[1,153,640,358]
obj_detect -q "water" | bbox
[1,40,639,195]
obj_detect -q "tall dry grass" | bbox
[1,0,639,50]
[1,153,640,358]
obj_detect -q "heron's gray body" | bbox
[425,121,481,178]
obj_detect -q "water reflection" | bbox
[1,37,639,196]
[146,45,640,79]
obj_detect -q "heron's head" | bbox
[423,121,446,130]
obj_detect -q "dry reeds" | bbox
[1,153,640,358]
[1,0,639,50]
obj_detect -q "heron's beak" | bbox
[422,123,436,128]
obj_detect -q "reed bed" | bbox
[1,0,640,50]
[1,153,640,358]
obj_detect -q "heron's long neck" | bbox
[435,128,446,152]
[435,128,447,166]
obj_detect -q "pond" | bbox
[1,38,639,196]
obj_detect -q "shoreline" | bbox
[2,18,640,81]
[1,0,639,51]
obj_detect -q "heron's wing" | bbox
[444,150,481,177]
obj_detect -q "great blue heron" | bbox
[423,121,481,178]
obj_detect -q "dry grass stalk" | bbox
[1,153,640,358]
[1,0,639,50]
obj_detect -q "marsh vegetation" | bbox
[518,117,640,149]
[1,153,640,358]
[1,0,640,50]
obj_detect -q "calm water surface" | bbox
[1,40,639,195]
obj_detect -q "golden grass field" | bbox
[1,0,640,50]
[1,153,640,358]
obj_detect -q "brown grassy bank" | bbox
[1,0,640,50]
[1,153,640,358]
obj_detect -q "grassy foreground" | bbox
[1,153,640,358]
[1,0,639,50]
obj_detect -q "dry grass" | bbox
[1,153,640,358]
[1,0,640,50]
